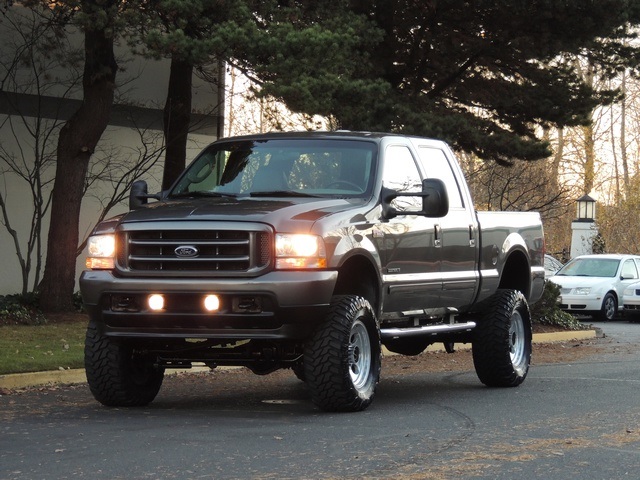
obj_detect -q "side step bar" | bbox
[380,321,476,340]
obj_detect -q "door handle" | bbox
[469,225,476,247]
[435,224,442,248]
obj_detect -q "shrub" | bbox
[0,293,47,326]
[73,291,85,312]
[530,281,585,330]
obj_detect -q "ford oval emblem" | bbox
[175,245,199,258]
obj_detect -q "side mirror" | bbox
[421,178,449,217]
[129,180,161,210]
[381,178,449,219]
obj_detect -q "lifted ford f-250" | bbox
[80,131,545,412]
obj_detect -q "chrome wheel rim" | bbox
[509,310,526,370]
[348,319,371,390]
[604,297,616,320]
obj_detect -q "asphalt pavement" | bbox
[5,321,640,480]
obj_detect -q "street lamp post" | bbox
[570,194,598,258]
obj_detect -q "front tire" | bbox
[85,323,164,407]
[472,289,532,387]
[304,295,381,412]
[597,292,617,321]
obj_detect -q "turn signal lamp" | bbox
[275,234,327,269]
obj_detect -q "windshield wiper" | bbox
[250,190,320,198]
[170,191,238,199]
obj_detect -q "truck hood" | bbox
[118,196,367,232]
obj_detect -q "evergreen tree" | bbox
[259,1,640,163]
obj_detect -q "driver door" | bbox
[376,144,443,312]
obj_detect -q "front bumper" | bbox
[80,269,338,341]
[558,294,604,313]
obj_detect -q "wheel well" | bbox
[498,250,531,299]
[333,255,380,314]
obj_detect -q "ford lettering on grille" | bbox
[175,245,199,257]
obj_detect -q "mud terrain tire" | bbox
[85,323,164,406]
[304,295,381,412]
[472,289,532,387]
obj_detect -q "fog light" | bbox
[204,294,220,312]
[148,294,164,311]
[111,295,139,313]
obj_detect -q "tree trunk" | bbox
[39,3,117,312]
[161,57,193,190]
[620,70,630,196]
[582,123,596,195]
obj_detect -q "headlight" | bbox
[573,287,591,295]
[86,234,116,269]
[275,234,327,269]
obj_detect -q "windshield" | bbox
[170,138,377,198]
[556,258,620,277]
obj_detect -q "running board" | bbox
[380,321,476,340]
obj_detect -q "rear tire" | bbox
[85,323,164,407]
[472,289,532,387]
[304,295,381,412]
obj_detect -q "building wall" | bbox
[0,6,223,295]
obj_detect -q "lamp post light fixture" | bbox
[576,194,596,221]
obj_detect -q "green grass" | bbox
[0,321,87,375]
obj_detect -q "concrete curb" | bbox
[0,330,599,391]
[0,365,214,391]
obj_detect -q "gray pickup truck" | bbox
[80,131,545,412]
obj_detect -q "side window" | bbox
[416,147,464,209]
[622,259,638,279]
[383,145,422,210]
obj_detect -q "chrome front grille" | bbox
[116,226,272,276]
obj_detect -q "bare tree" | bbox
[225,67,328,136]
[464,155,572,214]
[597,175,640,254]
[460,145,576,258]
[1,3,166,301]
[79,126,165,254]
[0,5,81,294]
[37,0,119,312]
